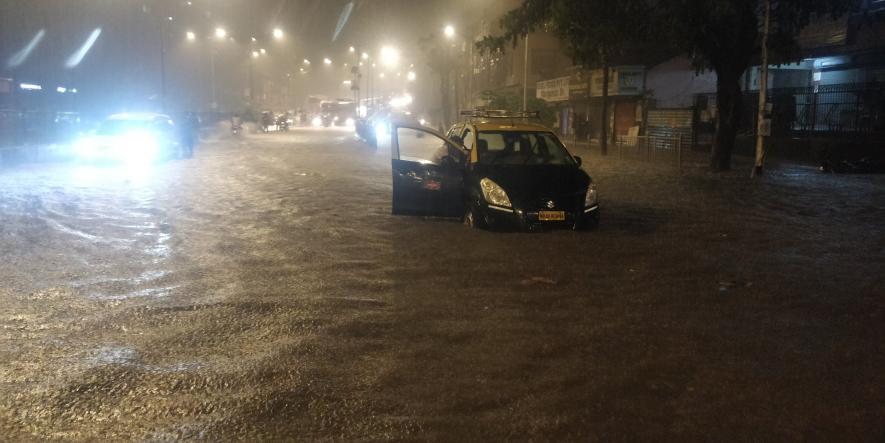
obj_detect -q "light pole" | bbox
[523,34,529,112]
[160,17,169,112]
[208,28,228,112]
[443,26,457,127]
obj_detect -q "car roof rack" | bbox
[459,109,541,124]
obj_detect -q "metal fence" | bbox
[613,134,687,171]
[731,82,885,137]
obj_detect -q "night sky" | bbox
[0,0,475,113]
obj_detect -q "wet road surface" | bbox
[2,128,884,439]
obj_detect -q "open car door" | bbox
[391,124,466,217]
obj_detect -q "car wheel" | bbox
[463,204,485,230]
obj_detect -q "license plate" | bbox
[538,211,566,221]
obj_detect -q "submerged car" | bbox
[74,113,183,163]
[390,110,599,231]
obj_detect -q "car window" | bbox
[475,131,575,166]
[462,129,475,151]
[153,119,175,135]
[97,119,148,135]
[446,124,462,138]
[396,127,457,165]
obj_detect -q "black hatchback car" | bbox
[390,114,599,231]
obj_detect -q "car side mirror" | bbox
[574,155,583,167]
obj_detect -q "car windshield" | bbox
[97,119,150,135]
[475,131,575,166]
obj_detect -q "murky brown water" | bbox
[1,129,883,439]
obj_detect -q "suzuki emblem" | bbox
[546,200,555,209]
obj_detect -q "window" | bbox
[475,131,576,166]
[461,129,475,151]
[396,127,464,165]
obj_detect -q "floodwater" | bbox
[1,128,883,439]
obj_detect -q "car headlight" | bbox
[74,137,97,158]
[311,116,323,127]
[585,183,598,207]
[480,178,512,208]
[119,132,160,163]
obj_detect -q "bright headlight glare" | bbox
[74,137,96,157]
[311,116,323,127]
[120,132,159,163]
[344,118,355,127]
[585,183,598,206]
[480,178,511,208]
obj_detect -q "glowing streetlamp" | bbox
[361,52,369,60]
[407,71,416,81]
[186,31,196,41]
[349,46,355,53]
[252,51,260,58]
[380,46,399,68]
[444,25,455,39]
[273,28,284,40]
[323,57,332,65]
[215,27,227,39]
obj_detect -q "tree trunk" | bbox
[711,68,743,171]
[600,64,609,155]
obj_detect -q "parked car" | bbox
[390,110,599,231]
[73,113,183,163]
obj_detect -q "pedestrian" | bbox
[178,112,199,158]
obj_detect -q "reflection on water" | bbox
[0,162,177,301]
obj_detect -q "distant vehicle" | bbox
[276,113,290,132]
[260,111,276,132]
[390,110,599,231]
[320,100,356,127]
[73,113,183,163]
[230,115,243,135]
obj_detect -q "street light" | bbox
[349,46,355,53]
[323,57,332,65]
[407,71,416,81]
[260,48,266,55]
[444,25,455,39]
[215,27,227,39]
[303,59,311,65]
[252,51,260,58]
[186,31,196,41]
[273,28,284,40]
[380,46,399,68]
[361,52,369,60]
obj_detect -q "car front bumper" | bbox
[478,204,599,231]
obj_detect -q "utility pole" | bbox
[209,48,217,112]
[522,34,529,111]
[160,19,167,113]
[753,0,771,178]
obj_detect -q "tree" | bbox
[419,32,457,129]
[478,0,650,156]
[481,90,557,127]
[661,0,861,171]
[483,0,861,171]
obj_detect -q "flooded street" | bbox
[2,128,884,439]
